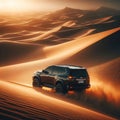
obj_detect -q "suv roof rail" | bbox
[54,64,85,69]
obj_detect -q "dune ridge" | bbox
[0,80,115,120]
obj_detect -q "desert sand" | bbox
[0,7,120,119]
[0,81,115,120]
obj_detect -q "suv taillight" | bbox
[68,76,73,80]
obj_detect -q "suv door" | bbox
[48,66,61,86]
[53,67,68,81]
[41,66,53,85]
[43,66,56,86]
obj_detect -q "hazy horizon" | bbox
[0,0,119,14]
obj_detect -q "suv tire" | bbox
[33,77,41,87]
[55,83,67,94]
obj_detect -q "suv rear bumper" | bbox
[67,83,90,90]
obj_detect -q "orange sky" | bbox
[0,0,119,13]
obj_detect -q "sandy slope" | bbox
[0,41,46,66]
[0,27,119,119]
[0,80,115,120]
[62,29,120,67]
[0,27,119,84]
[44,27,120,59]
[20,21,76,42]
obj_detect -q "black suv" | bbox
[32,65,90,93]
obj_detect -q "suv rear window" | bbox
[69,69,88,77]
[53,67,67,75]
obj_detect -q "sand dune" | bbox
[0,7,120,119]
[55,26,95,38]
[1,32,42,41]
[32,28,95,46]
[62,29,120,67]
[0,41,46,66]
[44,27,120,59]
[0,27,119,82]
[81,16,112,26]
[0,80,115,120]
[93,16,112,24]
[0,27,119,119]
[20,26,61,42]
[20,21,76,42]
[0,7,119,45]
[62,21,76,27]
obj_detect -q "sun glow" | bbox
[0,0,38,13]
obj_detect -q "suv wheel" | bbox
[33,77,41,87]
[55,83,67,94]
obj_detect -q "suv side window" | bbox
[55,67,67,75]
[44,66,54,75]
[51,66,63,75]
[51,66,56,75]
[59,67,65,75]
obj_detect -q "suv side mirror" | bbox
[43,70,49,74]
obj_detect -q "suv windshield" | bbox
[69,69,88,77]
